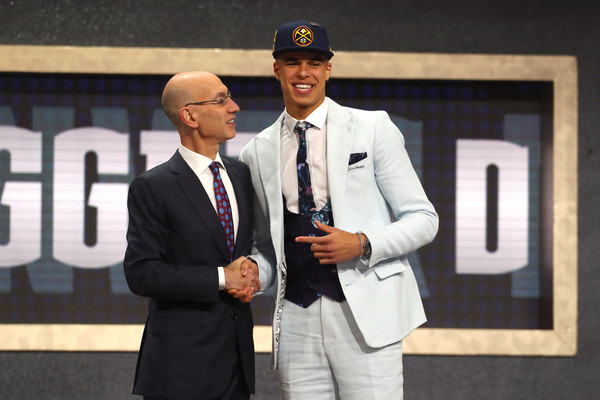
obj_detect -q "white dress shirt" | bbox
[178,144,239,290]
[281,99,330,213]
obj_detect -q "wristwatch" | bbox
[360,232,372,261]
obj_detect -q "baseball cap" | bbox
[272,20,334,59]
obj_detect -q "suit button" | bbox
[231,312,238,319]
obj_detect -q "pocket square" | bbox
[348,152,367,165]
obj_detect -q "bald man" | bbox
[124,71,259,400]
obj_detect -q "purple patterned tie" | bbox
[209,161,235,261]
[295,122,316,215]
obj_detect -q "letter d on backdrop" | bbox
[455,139,529,275]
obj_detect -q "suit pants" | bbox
[141,358,250,400]
[278,297,404,400]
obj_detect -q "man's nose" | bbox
[228,98,240,113]
[297,63,309,78]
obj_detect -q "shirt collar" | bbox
[283,97,329,135]
[178,144,226,174]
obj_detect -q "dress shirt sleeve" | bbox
[218,266,225,290]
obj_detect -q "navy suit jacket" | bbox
[124,150,255,399]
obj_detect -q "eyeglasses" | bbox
[184,91,232,107]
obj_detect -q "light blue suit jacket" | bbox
[239,98,438,370]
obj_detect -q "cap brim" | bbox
[272,47,334,59]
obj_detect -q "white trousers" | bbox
[278,297,404,400]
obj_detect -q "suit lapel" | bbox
[169,151,230,261]
[255,115,285,258]
[326,100,353,227]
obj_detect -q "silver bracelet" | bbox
[356,231,365,256]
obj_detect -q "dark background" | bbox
[0,1,597,399]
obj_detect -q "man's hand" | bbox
[224,257,260,303]
[295,220,362,264]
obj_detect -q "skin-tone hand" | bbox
[295,220,362,264]
[228,286,254,303]
[229,258,261,303]
[224,257,260,303]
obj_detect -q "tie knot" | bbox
[209,161,221,175]
[294,121,312,138]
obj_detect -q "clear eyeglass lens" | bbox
[219,92,232,106]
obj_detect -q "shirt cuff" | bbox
[218,266,225,290]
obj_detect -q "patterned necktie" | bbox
[295,121,316,215]
[209,161,235,261]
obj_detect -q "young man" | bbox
[124,71,259,400]
[240,21,439,399]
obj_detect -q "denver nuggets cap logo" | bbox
[293,26,313,47]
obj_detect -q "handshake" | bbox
[223,256,261,303]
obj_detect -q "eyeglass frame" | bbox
[184,91,232,107]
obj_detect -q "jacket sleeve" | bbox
[360,111,439,268]
[239,143,277,294]
[123,172,221,303]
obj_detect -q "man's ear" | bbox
[325,62,332,81]
[273,61,280,81]
[179,107,199,129]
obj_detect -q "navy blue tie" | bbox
[295,122,316,215]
